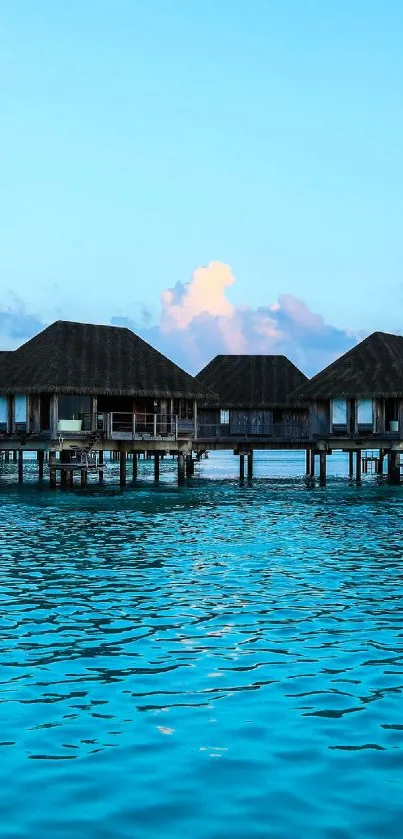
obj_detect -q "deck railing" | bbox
[197,420,310,442]
[108,412,192,440]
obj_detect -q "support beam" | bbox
[348,451,354,479]
[186,454,194,477]
[239,454,245,481]
[99,450,104,484]
[178,452,185,485]
[388,451,400,485]
[154,453,160,482]
[247,451,253,480]
[305,449,311,476]
[356,450,362,483]
[49,451,57,488]
[18,450,23,484]
[310,451,316,478]
[120,451,127,487]
[81,469,88,488]
[13,450,17,463]
[377,449,384,476]
[319,451,327,485]
[4,451,9,463]
[38,450,44,480]
[132,451,137,481]
[60,450,69,488]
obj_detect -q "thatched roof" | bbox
[196,354,308,408]
[294,331,403,400]
[0,320,212,399]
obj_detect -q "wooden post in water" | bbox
[348,451,354,479]
[388,451,400,484]
[38,450,44,480]
[98,450,104,484]
[305,449,311,476]
[18,450,23,484]
[120,451,127,487]
[356,450,362,483]
[154,453,160,482]
[132,451,137,481]
[377,449,384,475]
[13,450,17,463]
[60,450,68,488]
[319,451,327,485]
[239,454,245,481]
[4,451,9,463]
[310,451,316,478]
[49,451,57,488]
[186,454,194,477]
[247,451,253,480]
[177,452,185,485]
[81,468,88,488]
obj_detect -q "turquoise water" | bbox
[1,452,403,838]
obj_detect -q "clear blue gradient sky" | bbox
[1,1,403,365]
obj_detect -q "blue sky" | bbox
[1,1,402,371]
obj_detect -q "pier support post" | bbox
[388,451,400,484]
[239,454,245,481]
[356,450,362,483]
[178,452,185,485]
[4,451,9,463]
[348,451,354,479]
[60,450,69,488]
[120,451,127,487]
[81,469,88,488]
[310,451,316,478]
[18,450,23,484]
[377,449,384,476]
[186,454,194,477]
[49,451,57,488]
[132,451,137,481]
[98,450,104,484]
[319,451,327,485]
[305,449,311,476]
[38,450,44,480]
[154,453,160,482]
[247,451,253,480]
[13,450,17,463]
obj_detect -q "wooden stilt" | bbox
[13,450,17,463]
[310,451,316,478]
[186,454,194,477]
[178,452,185,485]
[305,449,311,475]
[348,451,354,479]
[132,451,137,481]
[388,451,400,484]
[239,454,245,481]
[4,451,9,463]
[98,450,104,483]
[377,449,384,475]
[38,450,44,479]
[120,451,127,487]
[49,451,57,488]
[319,451,326,485]
[356,450,362,483]
[154,453,160,482]
[81,469,88,488]
[60,450,69,488]
[247,451,253,480]
[18,450,23,484]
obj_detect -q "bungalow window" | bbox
[220,409,230,425]
[0,396,7,432]
[15,394,27,430]
[332,399,347,426]
[58,395,91,431]
[357,399,373,427]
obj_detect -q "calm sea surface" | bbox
[1,451,403,838]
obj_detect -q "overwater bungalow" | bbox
[294,331,403,481]
[196,354,309,444]
[0,320,213,484]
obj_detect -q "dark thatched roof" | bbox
[0,320,212,399]
[196,354,308,409]
[294,331,403,400]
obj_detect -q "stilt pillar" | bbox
[38,450,44,480]
[239,454,245,481]
[18,450,23,484]
[247,451,253,480]
[81,469,88,488]
[49,451,57,488]
[4,451,9,463]
[348,451,354,479]
[305,449,311,476]
[178,452,185,485]
[388,451,400,484]
[186,454,194,477]
[377,449,384,476]
[131,451,137,481]
[310,451,316,478]
[356,450,362,483]
[154,453,160,482]
[319,451,327,485]
[60,450,69,488]
[98,450,104,484]
[13,450,17,463]
[120,451,127,487]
